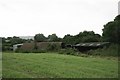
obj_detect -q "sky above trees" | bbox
[0,0,119,38]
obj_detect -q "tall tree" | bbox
[74,31,101,43]
[34,33,46,42]
[102,15,120,44]
[63,34,74,44]
[48,34,59,42]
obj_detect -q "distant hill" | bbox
[19,36,34,40]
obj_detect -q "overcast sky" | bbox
[0,0,119,38]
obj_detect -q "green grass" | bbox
[3,52,119,78]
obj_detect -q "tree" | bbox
[63,34,75,44]
[10,36,25,45]
[102,15,120,44]
[2,36,26,51]
[74,31,101,43]
[48,34,59,42]
[34,33,46,42]
[62,31,101,45]
[34,33,46,50]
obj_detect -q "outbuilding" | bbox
[13,44,23,51]
[73,42,110,52]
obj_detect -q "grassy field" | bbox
[2,52,118,78]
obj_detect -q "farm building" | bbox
[13,44,23,51]
[13,42,110,52]
[14,42,65,52]
[73,42,110,52]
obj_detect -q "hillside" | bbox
[3,53,118,78]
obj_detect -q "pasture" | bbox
[2,52,118,78]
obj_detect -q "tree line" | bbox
[34,15,120,44]
[1,15,120,51]
[34,31,101,44]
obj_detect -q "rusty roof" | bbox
[74,42,110,47]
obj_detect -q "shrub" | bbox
[47,44,60,51]
[32,49,46,53]
[15,48,47,53]
[78,53,89,57]
[15,49,31,53]
[87,44,119,57]
[59,48,78,55]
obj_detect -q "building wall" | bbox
[17,42,63,52]
[13,44,23,51]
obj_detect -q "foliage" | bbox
[75,31,101,43]
[102,15,120,44]
[32,49,47,53]
[34,33,46,42]
[59,48,78,55]
[62,31,101,45]
[15,48,47,53]
[87,44,119,57]
[47,43,60,51]
[47,34,59,42]
[62,34,75,44]
[2,36,26,51]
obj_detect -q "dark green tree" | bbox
[74,31,101,43]
[10,36,25,45]
[63,34,75,44]
[102,15,120,43]
[2,36,26,51]
[34,33,46,42]
[34,33,46,50]
[48,34,59,42]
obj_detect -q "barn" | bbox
[13,42,64,52]
[13,44,23,51]
[73,42,110,52]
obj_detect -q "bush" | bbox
[87,44,119,57]
[15,48,46,53]
[15,49,30,53]
[47,44,61,51]
[32,49,46,53]
[78,53,89,57]
[59,48,78,55]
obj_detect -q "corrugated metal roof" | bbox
[74,42,110,47]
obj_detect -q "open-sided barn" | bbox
[13,42,110,52]
[73,42,110,52]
